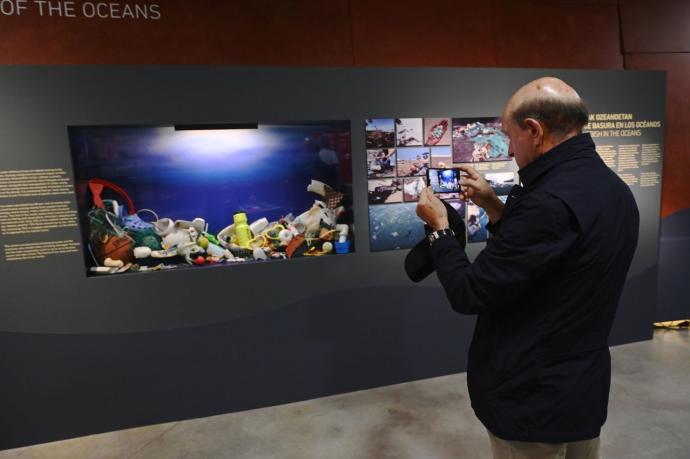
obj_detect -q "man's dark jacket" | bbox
[429,133,639,442]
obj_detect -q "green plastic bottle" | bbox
[233,211,252,247]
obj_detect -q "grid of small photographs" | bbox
[366,117,513,252]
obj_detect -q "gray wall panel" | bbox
[0,67,664,449]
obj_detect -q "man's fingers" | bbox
[416,187,435,222]
[419,186,429,201]
[418,187,432,205]
[430,189,445,207]
[457,164,481,180]
[462,176,483,191]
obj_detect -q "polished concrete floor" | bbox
[2,329,688,459]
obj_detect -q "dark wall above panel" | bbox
[621,0,690,53]
[493,0,623,69]
[349,0,496,66]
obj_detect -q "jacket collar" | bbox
[518,133,597,188]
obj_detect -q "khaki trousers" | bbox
[488,431,600,459]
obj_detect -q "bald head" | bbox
[504,77,589,140]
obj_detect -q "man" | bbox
[415,77,639,458]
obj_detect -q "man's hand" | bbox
[416,187,449,230]
[458,165,505,224]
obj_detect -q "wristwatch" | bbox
[427,228,455,245]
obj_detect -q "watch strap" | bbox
[427,228,455,245]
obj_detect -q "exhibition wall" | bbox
[0,0,686,450]
[0,66,665,449]
[0,0,687,318]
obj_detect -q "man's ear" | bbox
[524,118,544,145]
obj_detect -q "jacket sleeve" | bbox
[429,192,580,315]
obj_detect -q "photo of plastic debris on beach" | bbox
[368,178,403,204]
[368,202,426,252]
[467,201,489,243]
[484,172,516,196]
[366,118,395,148]
[68,121,354,276]
[403,176,427,202]
[397,147,430,177]
[430,146,454,168]
[396,118,424,147]
[452,117,510,163]
[367,148,396,178]
[424,118,452,146]
[447,199,466,219]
